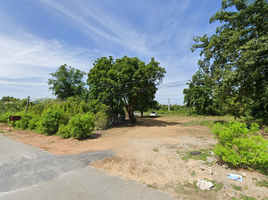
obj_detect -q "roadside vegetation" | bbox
[1,0,268,198]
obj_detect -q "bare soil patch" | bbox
[1,115,267,199]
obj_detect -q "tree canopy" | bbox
[48,64,86,100]
[184,0,268,118]
[87,56,166,121]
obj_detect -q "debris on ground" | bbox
[206,157,217,163]
[196,179,214,190]
[190,151,201,155]
[227,173,243,182]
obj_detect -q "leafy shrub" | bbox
[58,113,95,139]
[212,122,268,170]
[15,115,30,129]
[40,107,64,135]
[0,111,14,123]
[95,111,108,130]
[57,124,71,138]
[28,117,40,130]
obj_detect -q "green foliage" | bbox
[58,113,95,139]
[188,0,268,118]
[0,96,22,113]
[182,120,214,129]
[177,149,213,161]
[95,111,108,130]
[231,184,242,191]
[183,70,216,115]
[48,64,86,100]
[40,107,64,135]
[0,111,14,123]
[28,117,40,130]
[152,104,192,116]
[212,122,268,171]
[14,113,33,130]
[87,56,166,122]
[28,103,45,116]
[57,124,71,138]
[240,194,257,200]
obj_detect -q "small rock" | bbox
[196,179,213,190]
[241,172,247,177]
[200,166,205,171]
[206,157,218,163]
[190,151,201,155]
[209,151,215,155]
[197,160,205,163]
[207,168,213,174]
[226,189,236,198]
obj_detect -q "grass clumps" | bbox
[252,177,268,188]
[231,184,242,191]
[177,149,213,162]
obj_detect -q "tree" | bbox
[189,0,268,118]
[87,56,166,122]
[183,70,214,115]
[134,80,158,117]
[48,64,86,100]
[0,96,21,113]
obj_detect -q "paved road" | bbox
[0,135,177,200]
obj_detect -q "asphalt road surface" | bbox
[0,135,177,200]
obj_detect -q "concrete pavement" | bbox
[0,135,177,200]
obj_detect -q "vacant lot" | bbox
[1,114,267,199]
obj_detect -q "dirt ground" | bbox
[1,115,268,200]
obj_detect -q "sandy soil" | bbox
[1,115,267,200]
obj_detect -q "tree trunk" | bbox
[141,110,143,117]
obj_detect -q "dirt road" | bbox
[1,115,267,199]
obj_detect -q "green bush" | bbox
[212,122,268,170]
[28,117,40,130]
[40,107,64,135]
[58,113,95,139]
[15,115,30,129]
[57,124,71,138]
[0,111,14,123]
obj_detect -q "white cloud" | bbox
[0,0,223,103]
[0,32,97,79]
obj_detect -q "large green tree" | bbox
[188,0,268,118]
[87,56,166,122]
[183,70,214,115]
[48,64,86,100]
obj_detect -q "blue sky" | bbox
[0,0,223,105]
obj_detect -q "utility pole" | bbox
[168,99,170,112]
[26,96,30,113]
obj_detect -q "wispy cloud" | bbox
[0,0,223,103]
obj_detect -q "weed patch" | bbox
[177,149,213,162]
[231,184,242,191]
[191,171,196,176]
[253,178,268,188]
[183,120,214,128]
[153,148,159,152]
[147,184,157,189]
[203,178,223,192]
[240,194,257,200]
